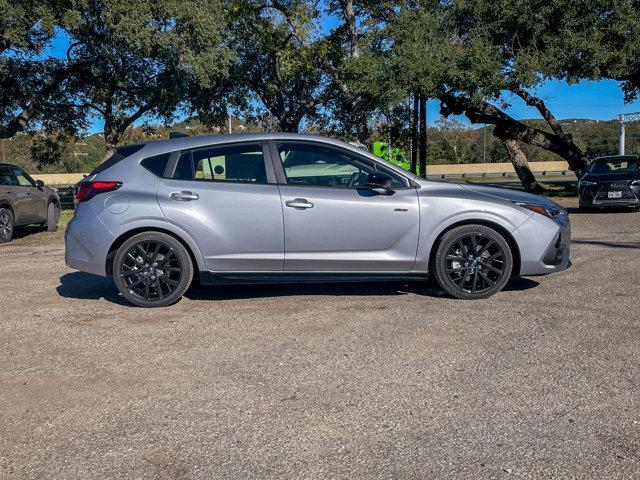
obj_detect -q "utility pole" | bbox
[483,124,487,163]
[410,95,418,174]
[419,96,427,178]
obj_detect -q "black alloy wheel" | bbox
[433,224,513,299]
[113,232,193,307]
[0,208,14,243]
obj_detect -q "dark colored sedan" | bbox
[578,155,640,211]
[0,163,60,242]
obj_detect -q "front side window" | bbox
[172,144,267,183]
[13,167,34,187]
[277,143,406,189]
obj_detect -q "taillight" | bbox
[75,181,122,203]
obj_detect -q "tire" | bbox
[0,208,14,243]
[45,202,60,232]
[113,232,194,308]
[432,224,513,300]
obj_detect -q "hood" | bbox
[460,183,557,207]
[582,172,640,183]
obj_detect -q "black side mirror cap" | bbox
[35,179,45,188]
[364,172,395,195]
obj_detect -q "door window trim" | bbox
[163,140,276,185]
[266,140,413,190]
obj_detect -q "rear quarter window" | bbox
[140,153,171,177]
[90,144,145,175]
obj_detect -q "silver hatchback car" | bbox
[65,133,571,307]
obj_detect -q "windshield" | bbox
[588,158,640,174]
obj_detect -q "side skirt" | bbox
[199,271,428,286]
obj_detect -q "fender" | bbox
[108,217,208,272]
[412,208,531,273]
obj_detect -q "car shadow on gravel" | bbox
[56,272,539,305]
[57,272,128,305]
[184,276,539,301]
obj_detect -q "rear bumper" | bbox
[513,213,571,276]
[64,206,114,276]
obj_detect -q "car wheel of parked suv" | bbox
[45,202,60,232]
[0,207,14,243]
[433,224,513,300]
[113,232,194,308]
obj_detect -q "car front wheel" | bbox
[433,224,513,300]
[113,232,194,307]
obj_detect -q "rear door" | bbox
[156,141,284,272]
[272,141,420,272]
[0,166,35,224]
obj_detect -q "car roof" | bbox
[134,132,359,154]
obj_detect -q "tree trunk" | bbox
[341,0,359,58]
[500,137,541,193]
[410,95,418,174]
[0,104,34,140]
[419,96,427,178]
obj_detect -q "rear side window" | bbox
[140,153,171,177]
[90,143,145,175]
[171,144,267,183]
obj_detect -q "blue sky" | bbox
[48,30,640,134]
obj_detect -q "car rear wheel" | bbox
[113,232,193,308]
[432,224,513,300]
[45,202,60,232]
[0,208,14,243]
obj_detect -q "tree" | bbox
[30,133,83,172]
[0,0,81,139]
[62,0,231,159]
[228,0,325,132]
[379,1,594,189]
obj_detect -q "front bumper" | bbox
[513,212,571,276]
[579,184,640,207]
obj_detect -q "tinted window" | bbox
[13,167,34,187]
[0,166,18,186]
[90,143,145,175]
[141,153,170,177]
[277,143,406,189]
[171,144,266,183]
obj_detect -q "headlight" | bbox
[514,202,564,219]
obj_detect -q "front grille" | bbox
[595,184,638,201]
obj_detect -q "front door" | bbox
[273,142,420,272]
[157,141,284,272]
[12,167,47,222]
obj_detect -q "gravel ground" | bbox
[0,199,638,479]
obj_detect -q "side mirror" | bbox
[364,172,395,195]
[35,179,45,189]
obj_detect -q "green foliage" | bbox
[62,0,231,149]
[30,133,82,172]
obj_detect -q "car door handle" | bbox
[170,191,199,201]
[285,198,314,209]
